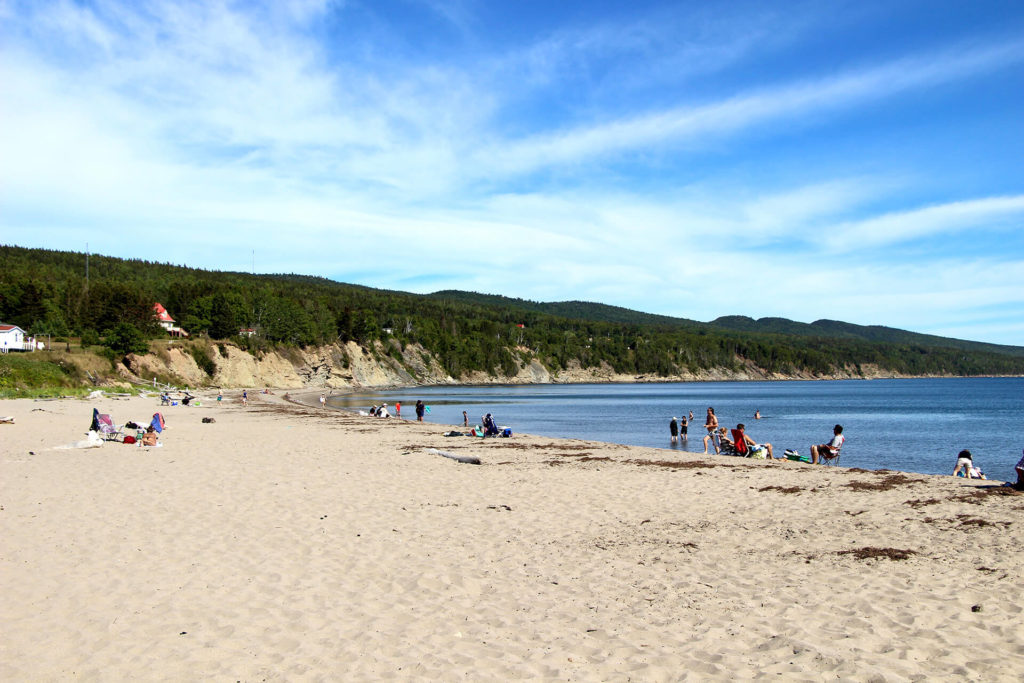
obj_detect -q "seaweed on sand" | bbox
[837,547,917,561]
[626,459,728,470]
[757,485,803,494]
[845,474,921,492]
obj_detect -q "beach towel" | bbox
[150,413,165,433]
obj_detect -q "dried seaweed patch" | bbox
[837,547,917,561]
[956,515,1010,528]
[906,498,944,508]
[757,485,803,494]
[845,474,920,492]
[627,459,726,470]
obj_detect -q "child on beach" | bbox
[952,449,975,478]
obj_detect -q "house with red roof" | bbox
[153,304,189,337]
[0,323,36,352]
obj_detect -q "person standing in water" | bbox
[463,410,469,427]
[679,414,688,440]
[415,400,425,421]
[669,417,679,444]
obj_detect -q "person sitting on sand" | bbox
[735,423,774,460]
[141,426,159,447]
[482,413,499,436]
[810,424,844,464]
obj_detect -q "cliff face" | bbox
[119,340,903,390]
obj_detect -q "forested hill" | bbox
[427,291,702,329]
[431,290,1024,359]
[709,316,1024,358]
[3,244,1024,380]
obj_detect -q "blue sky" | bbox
[2,1,1023,345]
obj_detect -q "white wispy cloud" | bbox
[476,39,1024,177]
[819,195,1024,252]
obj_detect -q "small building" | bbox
[238,328,257,337]
[0,324,33,352]
[153,303,189,337]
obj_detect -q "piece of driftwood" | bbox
[425,448,480,465]
[0,416,14,424]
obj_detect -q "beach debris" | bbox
[425,448,480,465]
[971,605,983,613]
[54,430,105,450]
[487,504,512,511]
[201,417,216,423]
[0,416,14,424]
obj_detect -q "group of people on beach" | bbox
[951,448,1024,489]
[670,407,844,464]
[363,399,426,421]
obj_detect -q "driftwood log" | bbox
[425,448,481,465]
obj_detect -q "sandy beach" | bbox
[1,390,1022,681]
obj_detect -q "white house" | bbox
[0,324,32,352]
[153,303,189,337]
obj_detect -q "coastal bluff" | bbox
[120,340,909,390]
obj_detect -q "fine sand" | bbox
[1,391,1022,681]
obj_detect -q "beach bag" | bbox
[122,435,136,444]
[501,428,512,438]
[749,446,767,459]
[785,449,810,462]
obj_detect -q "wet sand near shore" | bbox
[2,390,1022,680]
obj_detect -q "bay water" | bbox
[329,377,1024,483]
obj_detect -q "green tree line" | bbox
[3,245,1023,379]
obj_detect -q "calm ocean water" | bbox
[330,378,1024,482]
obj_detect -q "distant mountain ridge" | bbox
[708,316,1024,358]
[429,290,1024,359]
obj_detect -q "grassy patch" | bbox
[0,353,84,395]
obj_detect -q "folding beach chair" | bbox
[92,409,124,441]
[729,429,748,457]
[820,442,842,466]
